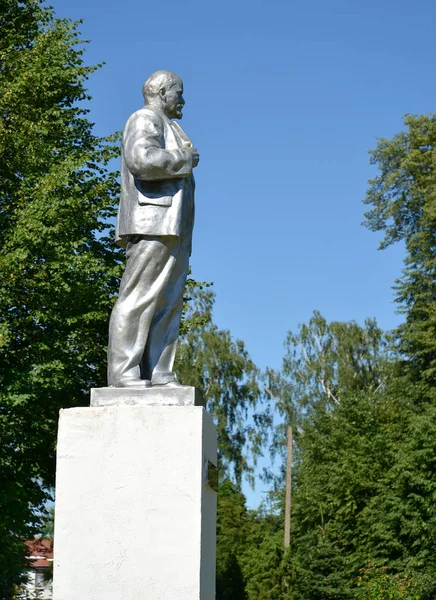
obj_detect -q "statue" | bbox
[107,71,199,388]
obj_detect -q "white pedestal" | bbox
[53,397,217,600]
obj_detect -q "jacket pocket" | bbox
[135,179,177,207]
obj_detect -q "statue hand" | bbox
[190,148,200,168]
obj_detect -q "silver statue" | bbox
[107,71,199,388]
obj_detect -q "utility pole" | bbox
[284,426,293,548]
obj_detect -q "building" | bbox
[20,537,53,599]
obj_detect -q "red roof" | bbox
[25,537,53,569]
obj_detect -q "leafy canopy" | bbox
[176,285,271,486]
[364,113,436,383]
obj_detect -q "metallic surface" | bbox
[107,71,199,388]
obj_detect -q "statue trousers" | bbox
[107,234,190,386]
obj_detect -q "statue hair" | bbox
[142,71,180,102]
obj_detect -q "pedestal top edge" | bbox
[89,385,205,408]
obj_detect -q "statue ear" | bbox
[159,87,166,98]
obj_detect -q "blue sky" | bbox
[54,0,436,372]
[54,0,435,500]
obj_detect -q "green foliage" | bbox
[271,313,436,598]
[288,389,384,599]
[179,272,213,336]
[281,311,388,414]
[216,480,249,600]
[364,113,436,384]
[216,481,292,600]
[0,537,28,600]
[241,512,291,600]
[358,384,436,576]
[293,528,354,600]
[268,311,389,470]
[175,285,271,485]
[277,366,436,598]
[356,564,434,600]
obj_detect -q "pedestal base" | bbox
[53,395,217,600]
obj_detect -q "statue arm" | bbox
[124,111,193,180]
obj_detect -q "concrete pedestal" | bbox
[53,390,217,600]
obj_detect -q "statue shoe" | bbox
[153,380,185,388]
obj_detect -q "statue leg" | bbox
[107,235,178,387]
[141,236,190,385]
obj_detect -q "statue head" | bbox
[142,70,185,120]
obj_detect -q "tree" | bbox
[268,311,388,465]
[216,480,292,600]
[175,284,271,485]
[363,113,436,385]
[357,112,436,594]
[356,563,434,599]
[0,1,121,594]
[272,314,436,598]
[216,480,249,600]
[241,499,292,600]
[269,314,392,598]
[281,311,388,413]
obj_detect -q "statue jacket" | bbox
[115,105,195,249]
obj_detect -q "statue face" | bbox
[161,79,185,120]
